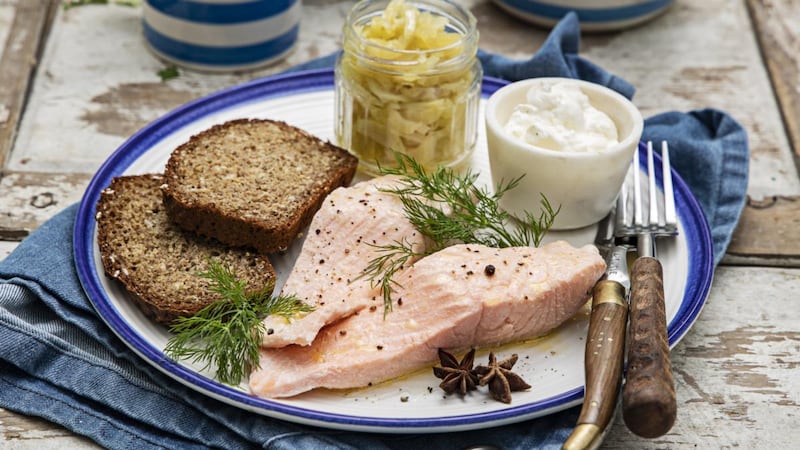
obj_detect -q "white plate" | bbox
[74,69,713,433]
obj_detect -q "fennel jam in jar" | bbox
[335,0,482,174]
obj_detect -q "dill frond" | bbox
[165,259,314,385]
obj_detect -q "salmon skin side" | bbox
[261,176,428,348]
[249,241,605,398]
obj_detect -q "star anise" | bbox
[433,348,479,395]
[473,352,531,403]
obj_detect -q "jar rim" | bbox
[343,0,478,66]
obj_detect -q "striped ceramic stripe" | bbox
[145,0,297,24]
[143,22,299,67]
[142,0,300,72]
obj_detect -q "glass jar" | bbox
[334,0,482,175]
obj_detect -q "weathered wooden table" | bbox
[1,0,798,448]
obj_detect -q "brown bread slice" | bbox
[161,118,359,253]
[95,174,276,325]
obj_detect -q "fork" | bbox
[617,141,678,438]
[617,141,678,240]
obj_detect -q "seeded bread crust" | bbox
[161,118,359,253]
[95,174,276,325]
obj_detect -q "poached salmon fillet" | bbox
[261,176,428,347]
[249,241,605,398]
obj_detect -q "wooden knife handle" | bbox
[564,280,628,450]
[623,256,677,438]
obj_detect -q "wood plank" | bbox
[0,171,89,241]
[6,1,351,175]
[0,0,57,168]
[0,239,17,259]
[605,266,800,449]
[725,195,800,266]
[747,0,800,168]
[0,407,99,450]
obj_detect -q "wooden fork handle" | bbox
[623,256,677,438]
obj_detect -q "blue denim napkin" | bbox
[0,12,748,450]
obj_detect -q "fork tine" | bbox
[617,162,634,233]
[633,145,643,230]
[647,141,659,229]
[661,141,677,233]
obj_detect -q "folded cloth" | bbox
[0,12,748,450]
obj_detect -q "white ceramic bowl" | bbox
[491,0,673,32]
[485,77,643,230]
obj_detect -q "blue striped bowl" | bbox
[143,0,301,72]
[491,0,673,32]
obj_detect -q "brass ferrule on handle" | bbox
[592,279,627,307]
[562,424,602,450]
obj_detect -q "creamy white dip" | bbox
[503,82,619,152]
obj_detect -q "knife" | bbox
[562,210,630,450]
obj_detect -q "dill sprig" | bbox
[358,237,427,315]
[361,153,560,311]
[381,155,559,249]
[381,153,560,249]
[165,259,314,385]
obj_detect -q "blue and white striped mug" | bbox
[143,0,301,72]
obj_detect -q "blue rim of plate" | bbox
[73,68,713,431]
